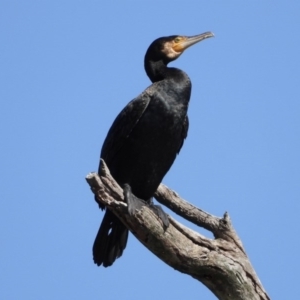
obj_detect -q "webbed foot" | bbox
[150,204,170,229]
[123,184,146,215]
[123,184,169,229]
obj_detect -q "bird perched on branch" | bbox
[93,32,214,267]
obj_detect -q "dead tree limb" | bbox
[86,160,270,300]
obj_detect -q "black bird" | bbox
[93,32,214,267]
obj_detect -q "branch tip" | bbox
[99,159,110,176]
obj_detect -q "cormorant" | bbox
[93,32,214,267]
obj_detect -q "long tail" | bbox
[93,210,128,267]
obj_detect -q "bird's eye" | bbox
[174,37,181,43]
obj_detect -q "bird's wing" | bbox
[177,115,189,154]
[100,91,151,164]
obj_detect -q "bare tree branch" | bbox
[155,185,245,253]
[86,160,270,300]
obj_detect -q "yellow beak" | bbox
[173,32,214,52]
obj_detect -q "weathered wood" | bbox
[86,160,270,300]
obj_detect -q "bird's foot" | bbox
[123,184,146,216]
[150,204,169,229]
[123,184,169,229]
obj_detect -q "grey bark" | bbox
[86,160,270,300]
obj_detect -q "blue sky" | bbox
[1,1,299,299]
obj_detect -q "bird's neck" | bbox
[145,59,191,106]
[145,60,188,83]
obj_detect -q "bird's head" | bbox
[145,32,214,64]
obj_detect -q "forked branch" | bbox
[86,160,269,300]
